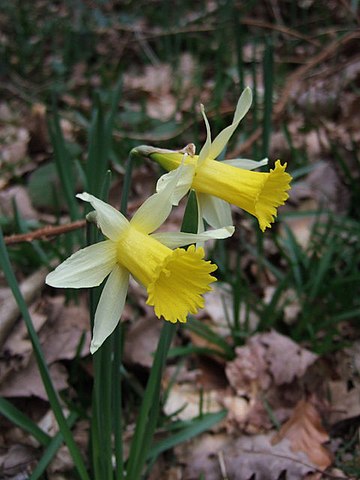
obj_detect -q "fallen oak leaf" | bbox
[272,397,332,472]
[224,331,319,433]
[180,431,318,480]
[226,330,318,395]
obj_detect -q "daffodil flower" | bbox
[46,169,234,353]
[135,87,292,232]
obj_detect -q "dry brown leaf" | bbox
[323,341,360,425]
[0,304,48,387]
[163,383,221,422]
[202,283,259,337]
[123,315,162,368]
[47,420,89,476]
[224,331,318,433]
[0,125,29,165]
[0,267,48,348]
[179,431,317,480]
[0,296,90,399]
[226,331,318,395]
[176,432,231,480]
[272,398,332,472]
[328,379,360,425]
[224,434,318,480]
[123,64,177,121]
[0,360,68,400]
[40,297,91,363]
[147,93,177,121]
[0,185,38,220]
[222,394,253,428]
[0,443,37,478]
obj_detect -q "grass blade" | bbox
[0,397,50,447]
[0,229,90,480]
[30,412,78,480]
[148,410,227,460]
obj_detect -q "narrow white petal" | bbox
[46,241,116,288]
[132,163,193,234]
[156,164,195,205]
[151,226,234,249]
[198,104,212,165]
[90,265,129,354]
[198,193,233,229]
[233,87,253,123]
[209,87,252,160]
[222,157,268,170]
[77,192,128,241]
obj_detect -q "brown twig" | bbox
[235,30,360,156]
[116,17,320,47]
[241,17,320,47]
[4,220,86,245]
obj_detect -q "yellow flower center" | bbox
[116,226,217,322]
[193,158,291,231]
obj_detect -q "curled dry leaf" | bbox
[272,397,332,472]
[224,331,318,433]
[226,330,318,395]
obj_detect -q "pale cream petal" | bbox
[151,226,234,249]
[222,157,268,170]
[197,193,233,229]
[155,163,195,205]
[90,264,129,354]
[233,86,253,123]
[198,104,212,165]
[46,241,117,288]
[77,192,128,241]
[131,164,193,234]
[209,87,252,160]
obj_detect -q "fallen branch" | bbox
[4,220,86,245]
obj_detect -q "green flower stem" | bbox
[0,229,90,480]
[113,152,135,480]
[89,152,134,479]
[88,180,113,480]
[112,324,124,480]
[92,337,113,480]
[126,184,200,480]
[125,322,176,480]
